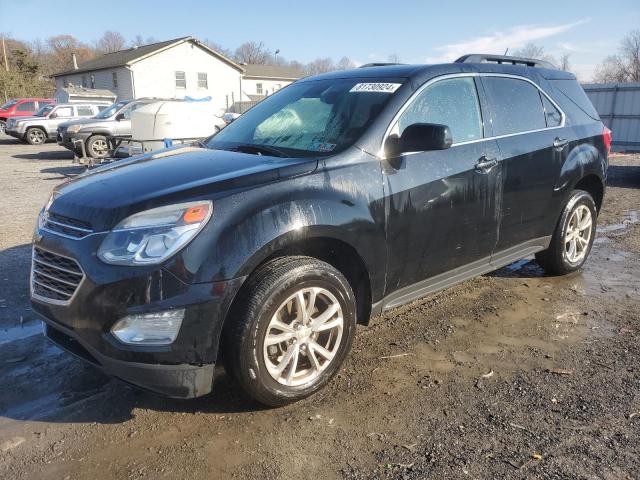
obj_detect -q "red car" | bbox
[0,98,55,131]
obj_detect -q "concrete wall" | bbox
[130,42,243,113]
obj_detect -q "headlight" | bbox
[66,124,82,134]
[98,201,212,265]
[111,309,185,345]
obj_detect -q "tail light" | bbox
[603,126,612,154]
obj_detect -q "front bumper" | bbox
[5,128,23,139]
[57,131,90,152]
[43,320,216,398]
[31,228,245,398]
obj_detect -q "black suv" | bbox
[31,55,609,406]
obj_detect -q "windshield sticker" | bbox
[350,83,402,93]
[309,141,336,152]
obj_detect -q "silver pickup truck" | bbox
[5,103,109,145]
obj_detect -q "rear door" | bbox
[383,75,502,294]
[480,75,567,252]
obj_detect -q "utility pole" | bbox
[2,35,9,72]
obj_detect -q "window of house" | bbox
[77,106,94,116]
[175,71,186,88]
[482,77,546,136]
[63,79,69,87]
[81,75,87,87]
[16,102,36,112]
[394,77,483,143]
[197,72,208,89]
[90,74,95,89]
[256,83,263,95]
[112,71,118,89]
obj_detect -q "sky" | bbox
[1,0,639,80]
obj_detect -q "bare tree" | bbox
[620,29,640,81]
[387,53,400,63]
[46,35,95,71]
[558,53,571,72]
[336,56,356,70]
[305,57,335,75]
[513,43,556,64]
[594,55,628,83]
[594,30,640,82]
[95,31,126,54]
[201,39,233,58]
[234,41,271,64]
[130,35,157,48]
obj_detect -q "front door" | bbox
[383,76,502,295]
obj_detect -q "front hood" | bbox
[59,118,101,129]
[49,146,318,231]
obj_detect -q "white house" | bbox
[242,64,303,97]
[52,37,303,113]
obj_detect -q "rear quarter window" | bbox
[549,80,600,125]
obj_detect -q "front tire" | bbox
[25,127,47,145]
[224,256,357,406]
[535,190,597,275]
[86,135,109,158]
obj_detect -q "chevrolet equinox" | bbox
[31,54,610,406]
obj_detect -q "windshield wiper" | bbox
[231,143,287,157]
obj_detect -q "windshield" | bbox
[207,78,403,157]
[35,104,55,117]
[0,100,18,110]
[95,101,129,119]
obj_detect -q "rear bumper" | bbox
[43,320,215,398]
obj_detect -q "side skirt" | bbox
[371,236,551,315]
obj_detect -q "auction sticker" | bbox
[350,83,402,93]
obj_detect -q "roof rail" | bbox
[455,54,556,70]
[358,62,404,68]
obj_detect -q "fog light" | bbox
[111,309,185,345]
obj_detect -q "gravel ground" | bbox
[0,135,638,479]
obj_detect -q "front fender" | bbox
[164,152,387,300]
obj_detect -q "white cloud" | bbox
[425,18,590,63]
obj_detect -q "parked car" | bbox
[57,99,156,158]
[0,98,54,132]
[5,103,108,145]
[32,54,609,406]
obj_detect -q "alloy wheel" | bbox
[564,204,592,263]
[263,287,343,386]
[90,138,108,156]
[28,129,45,144]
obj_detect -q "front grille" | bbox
[31,247,84,304]
[43,212,94,239]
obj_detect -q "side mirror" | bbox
[49,112,57,119]
[385,123,452,157]
[115,112,125,121]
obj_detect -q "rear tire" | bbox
[535,190,597,275]
[25,127,47,145]
[0,120,6,133]
[86,135,109,158]
[223,256,356,406]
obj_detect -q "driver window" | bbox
[392,77,483,143]
[121,103,139,120]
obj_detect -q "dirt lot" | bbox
[0,134,638,479]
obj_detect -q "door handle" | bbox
[475,156,498,172]
[553,137,569,149]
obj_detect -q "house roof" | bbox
[243,64,304,80]
[52,37,244,77]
